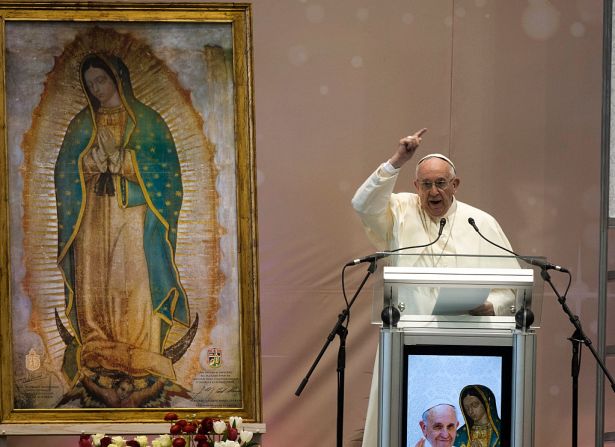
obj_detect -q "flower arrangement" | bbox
[78,413,259,447]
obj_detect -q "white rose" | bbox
[92,434,106,447]
[229,416,243,430]
[111,436,126,447]
[135,435,149,447]
[214,441,236,447]
[151,440,161,447]
[213,420,227,434]
[239,430,253,444]
[157,434,172,447]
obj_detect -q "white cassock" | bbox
[351,162,518,447]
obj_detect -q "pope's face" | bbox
[84,66,119,108]
[419,405,459,447]
[414,158,459,219]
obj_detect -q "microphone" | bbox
[467,217,569,273]
[344,252,391,266]
[346,218,446,266]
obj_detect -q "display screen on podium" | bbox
[403,343,512,447]
[379,328,534,447]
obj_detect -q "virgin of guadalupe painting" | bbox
[54,52,193,407]
[454,384,502,447]
[8,23,247,412]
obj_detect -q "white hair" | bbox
[421,403,457,423]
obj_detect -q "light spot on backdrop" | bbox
[455,7,467,18]
[527,196,537,207]
[475,0,488,7]
[306,4,325,23]
[444,16,453,27]
[351,55,364,68]
[319,85,329,95]
[402,13,415,25]
[356,8,369,22]
[288,45,309,66]
[521,0,560,40]
[549,385,560,396]
[570,22,586,38]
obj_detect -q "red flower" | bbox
[170,423,183,435]
[126,441,140,447]
[177,419,188,428]
[227,428,239,441]
[201,417,214,432]
[183,423,196,434]
[164,412,179,421]
[78,437,93,447]
[193,434,208,442]
[172,437,186,447]
[100,437,113,447]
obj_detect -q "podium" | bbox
[375,254,543,447]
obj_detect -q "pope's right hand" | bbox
[389,127,427,169]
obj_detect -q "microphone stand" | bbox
[540,268,615,447]
[294,260,377,447]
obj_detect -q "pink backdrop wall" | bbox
[5,0,613,446]
[258,1,612,446]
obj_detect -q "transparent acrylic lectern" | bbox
[374,254,544,447]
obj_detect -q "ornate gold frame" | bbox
[0,2,260,429]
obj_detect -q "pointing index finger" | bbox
[414,128,428,138]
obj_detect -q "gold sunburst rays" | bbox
[40,300,70,311]
[20,26,224,396]
[44,338,67,366]
[47,339,69,353]
[25,220,58,232]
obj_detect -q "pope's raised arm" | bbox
[351,131,516,317]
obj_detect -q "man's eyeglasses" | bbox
[418,178,455,191]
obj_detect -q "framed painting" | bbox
[0,2,260,428]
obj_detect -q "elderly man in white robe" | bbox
[352,128,517,447]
